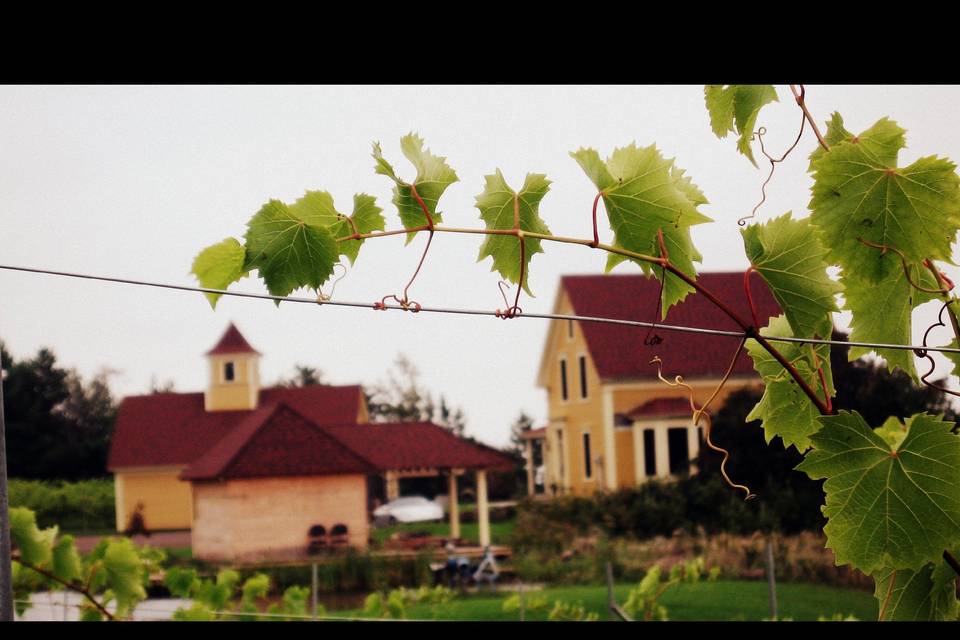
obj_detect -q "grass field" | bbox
[342,580,877,621]
[370,519,515,546]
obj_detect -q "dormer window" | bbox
[224,362,235,382]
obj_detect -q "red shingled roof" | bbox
[108,385,364,469]
[205,323,260,355]
[322,423,516,472]
[627,397,692,419]
[182,405,376,480]
[562,272,783,380]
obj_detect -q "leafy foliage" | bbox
[11,506,158,620]
[746,315,834,451]
[872,560,959,621]
[797,411,960,574]
[810,117,960,283]
[704,85,778,166]
[242,199,339,299]
[621,557,716,621]
[571,143,711,313]
[288,191,385,265]
[190,237,247,309]
[475,170,551,295]
[373,133,458,241]
[742,212,839,339]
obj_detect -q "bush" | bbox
[8,478,115,531]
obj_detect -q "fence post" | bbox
[311,562,318,620]
[0,350,14,621]
[764,537,778,620]
[518,581,525,622]
[606,562,616,621]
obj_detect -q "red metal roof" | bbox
[107,385,364,469]
[562,271,783,381]
[322,423,516,472]
[205,323,260,355]
[181,405,376,480]
[627,397,693,419]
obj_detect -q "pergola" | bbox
[320,422,515,548]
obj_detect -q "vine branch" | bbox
[12,557,115,620]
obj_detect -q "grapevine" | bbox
[182,84,960,621]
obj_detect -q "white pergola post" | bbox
[525,440,535,496]
[448,471,460,540]
[687,424,701,474]
[631,422,646,484]
[476,469,490,547]
[385,471,399,501]
[654,426,670,478]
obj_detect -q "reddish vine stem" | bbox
[740,110,807,226]
[13,558,115,620]
[857,239,953,295]
[409,183,434,230]
[925,260,960,340]
[878,568,897,621]
[591,192,604,247]
[790,84,828,152]
[743,267,761,328]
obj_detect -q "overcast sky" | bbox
[2,85,959,447]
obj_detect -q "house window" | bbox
[668,427,690,475]
[567,319,574,340]
[579,356,588,399]
[643,429,656,476]
[582,432,592,479]
[224,361,235,382]
[560,358,568,401]
[556,429,565,484]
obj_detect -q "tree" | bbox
[365,354,469,435]
[277,364,326,387]
[1,342,117,479]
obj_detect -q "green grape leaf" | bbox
[173,602,216,621]
[873,560,959,621]
[797,411,960,573]
[289,191,385,265]
[9,508,54,567]
[874,416,908,451]
[243,199,339,300]
[51,535,82,584]
[810,118,960,282]
[843,258,939,380]
[216,568,240,591]
[571,144,712,314]
[808,112,853,169]
[742,212,839,339]
[196,581,232,611]
[475,170,551,296]
[372,133,459,242]
[191,237,248,309]
[746,315,833,451]
[101,538,147,615]
[164,567,199,598]
[704,85,779,166]
[241,573,270,605]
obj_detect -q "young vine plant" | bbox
[192,85,960,622]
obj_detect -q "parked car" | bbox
[373,496,444,524]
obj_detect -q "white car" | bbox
[373,496,444,524]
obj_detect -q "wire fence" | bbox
[2,263,959,356]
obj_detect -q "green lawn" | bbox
[370,519,515,546]
[340,580,877,621]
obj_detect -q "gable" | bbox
[539,271,785,383]
[182,405,375,480]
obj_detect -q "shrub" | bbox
[8,478,115,532]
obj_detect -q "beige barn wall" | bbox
[191,474,369,562]
[113,468,193,531]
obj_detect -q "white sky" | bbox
[2,85,959,448]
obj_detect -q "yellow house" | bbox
[531,272,781,496]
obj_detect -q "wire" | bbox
[2,263,960,356]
